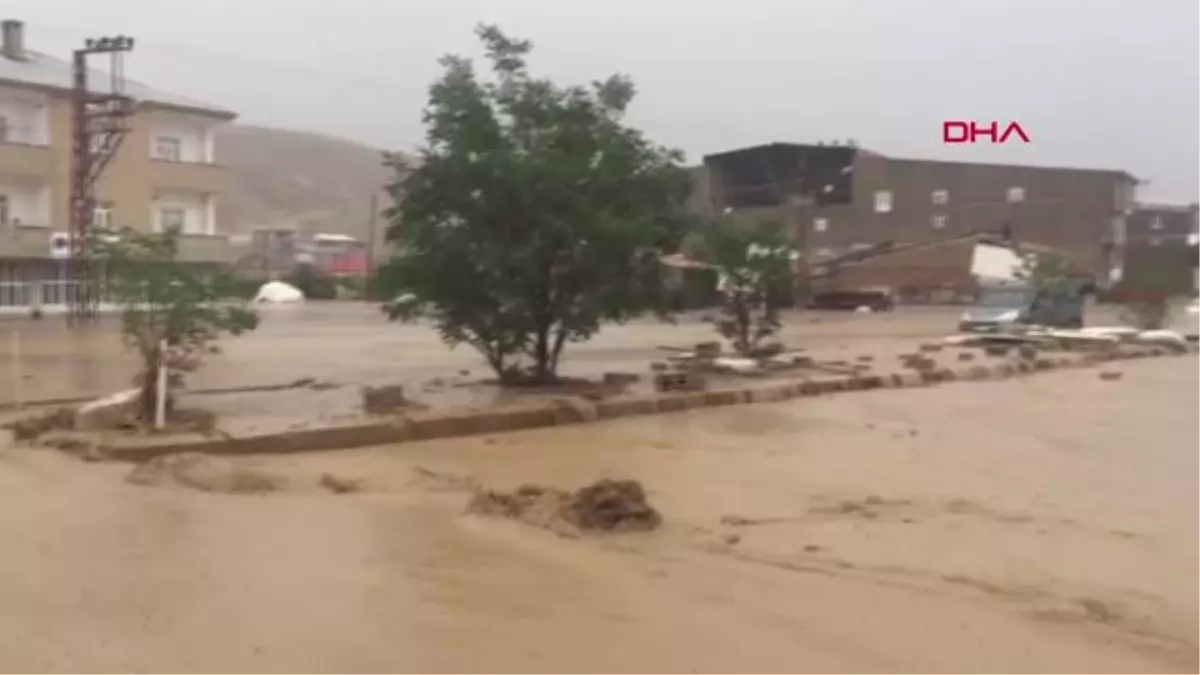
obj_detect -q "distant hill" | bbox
[216,124,393,239]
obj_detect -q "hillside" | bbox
[216,124,393,239]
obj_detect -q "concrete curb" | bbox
[95,343,1197,462]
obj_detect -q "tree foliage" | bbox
[700,219,795,356]
[375,24,693,384]
[1015,250,1073,290]
[94,228,259,423]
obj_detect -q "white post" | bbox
[154,339,168,430]
[10,330,23,409]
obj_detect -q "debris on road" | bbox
[5,407,74,440]
[468,478,662,537]
[74,389,140,432]
[1098,371,1124,382]
[361,385,414,415]
[320,472,365,494]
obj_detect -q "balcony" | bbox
[177,234,237,264]
[150,159,226,194]
[0,225,53,259]
[0,142,53,179]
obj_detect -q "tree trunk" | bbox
[532,322,553,384]
[549,325,569,375]
[138,345,162,424]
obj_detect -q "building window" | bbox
[1111,216,1127,246]
[931,214,948,230]
[931,189,949,205]
[873,190,893,213]
[1006,186,1026,203]
[159,207,185,233]
[813,217,829,233]
[154,136,182,162]
[93,202,114,229]
[1151,215,1163,230]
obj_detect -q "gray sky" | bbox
[10,0,1198,201]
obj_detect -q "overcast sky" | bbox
[8,0,1198,201]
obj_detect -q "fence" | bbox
[0,280,116,315]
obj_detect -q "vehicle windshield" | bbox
[976,288,1033,308]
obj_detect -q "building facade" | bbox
[0,19,236,311]
[1125,202,1198,246]
[695,143,1138,289]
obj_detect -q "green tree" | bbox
[94,228,259,424]
[700,219,795,356]
[1015,250,1073,290]
[376,24,692,384]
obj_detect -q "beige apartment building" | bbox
[0,19,236,311]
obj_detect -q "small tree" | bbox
[1015,250,1073,290]
[376,24,692,384]
[700,220,795,356]
[95,228,259,424]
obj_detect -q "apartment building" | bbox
[0,19,236,310]
[1125,202,1198,246]
[695,142,1138,289]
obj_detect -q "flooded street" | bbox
[0,303,981,405]
[1,355,1195,672]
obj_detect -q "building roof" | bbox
[876,155,1136,182]
[0,49,235,119]
[700,142,1137,186]
[1133,202,1199,213]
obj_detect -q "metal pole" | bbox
[366,193,379,277]
[10,330,23,409]
[154,339,167,430]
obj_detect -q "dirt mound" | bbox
[126,453,283,495]
[468,479,662,536]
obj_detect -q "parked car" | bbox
[958,283,1085,333]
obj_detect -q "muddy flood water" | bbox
[0,303,985,405]
[0,353,1195,673]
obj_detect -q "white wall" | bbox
[0,181,51,226]
[152,192,215,235]
[970,244,1025,284]
[0,86,49,145]
[150,115,217,163]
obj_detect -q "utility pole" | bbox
[366,193,379,277]
[67,34,135,325]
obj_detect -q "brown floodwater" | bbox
[0,301,1131,421]
[0,355,1194,672]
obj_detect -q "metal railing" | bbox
[0,279,113,311]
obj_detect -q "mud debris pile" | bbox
[468,478,662,536]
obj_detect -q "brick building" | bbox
[1125,203,1198,245]
[692,143,1138,289]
